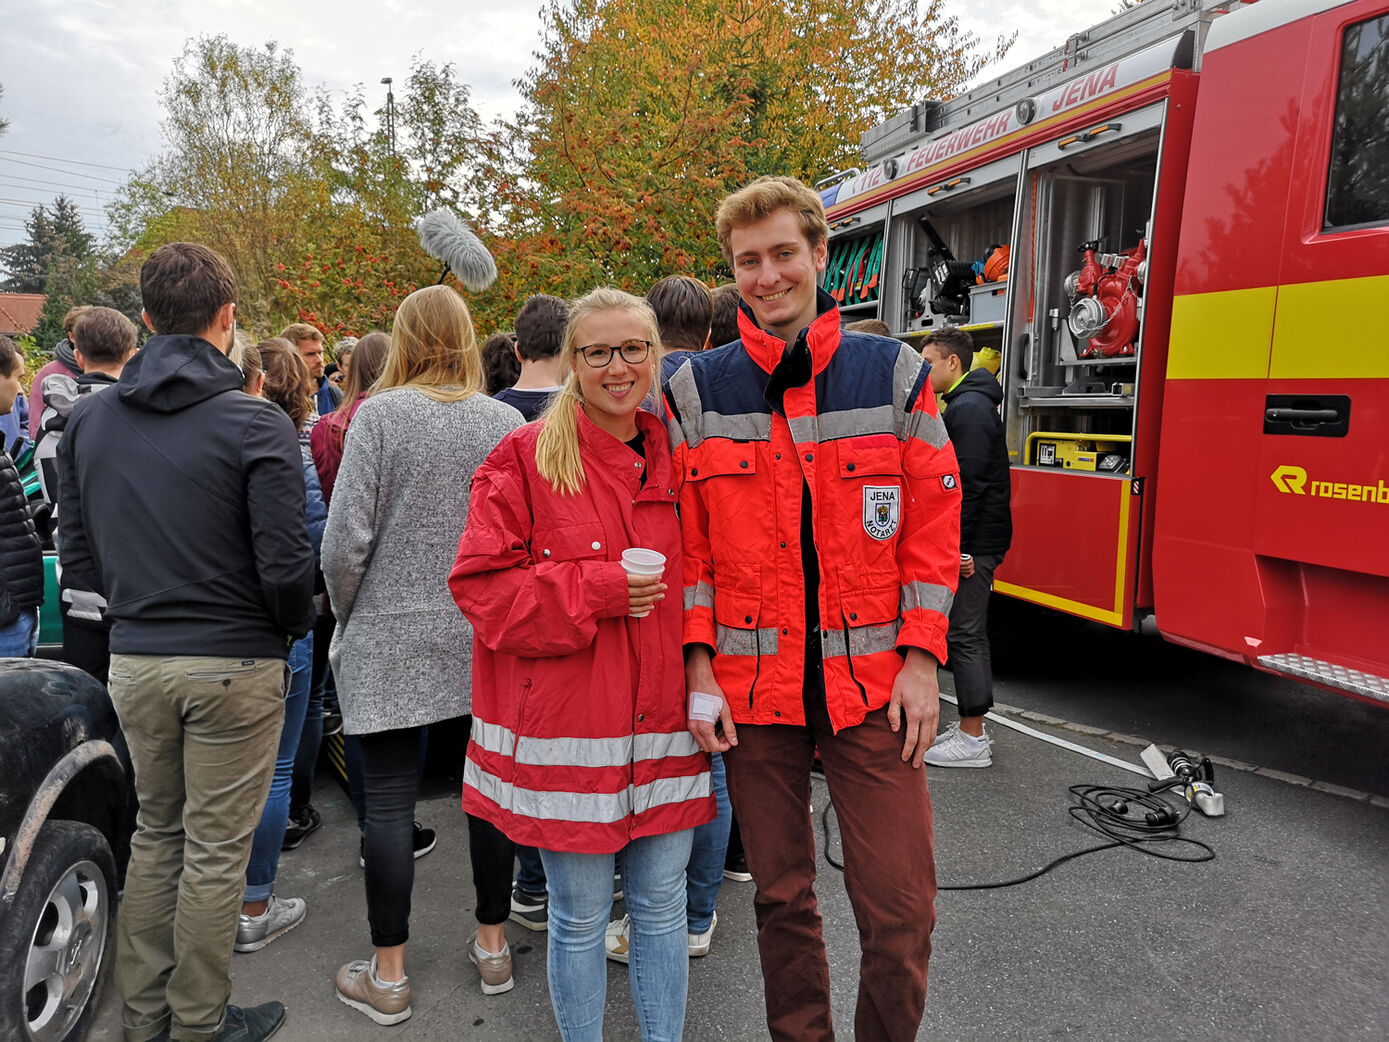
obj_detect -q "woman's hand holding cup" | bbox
[622,548,666,617]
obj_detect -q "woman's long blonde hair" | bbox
[376,285,483,402]
[535,287,663,495]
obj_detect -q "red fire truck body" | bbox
[817,0,1388,703]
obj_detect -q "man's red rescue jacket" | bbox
[665,292,961,732]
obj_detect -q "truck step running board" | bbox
[1256,653,1389,705]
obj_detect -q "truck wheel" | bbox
[0,821,116,1042]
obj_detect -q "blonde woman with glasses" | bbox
[323,285,524,1024]
[450,287,713,1042]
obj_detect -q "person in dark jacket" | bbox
[56,242,315,1042]
[35,306,139,682]
[0,335,43,657]
[493,294,569,422]
[920,327,1012,767]
[26,306,86,441]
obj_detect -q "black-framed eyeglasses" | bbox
[577,339,652,368]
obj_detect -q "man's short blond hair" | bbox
[715,175,829,266]
[279,322,323,345]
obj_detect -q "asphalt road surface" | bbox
[91,600,1389,1040]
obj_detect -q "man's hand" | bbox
[686,645,736,753]
[959,554,975,579]
[888,648,941,768]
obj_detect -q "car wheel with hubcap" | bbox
[0,820,116,1042]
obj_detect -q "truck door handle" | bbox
[1264,408,1339,423]
[1263,394,1350,437]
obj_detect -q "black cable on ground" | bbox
[818,782,1215,889]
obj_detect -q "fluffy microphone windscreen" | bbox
[416,209,499,292]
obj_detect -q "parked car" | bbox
[0,659,133,1042]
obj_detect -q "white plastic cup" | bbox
[622,548,666,617]
[621,548,667,576]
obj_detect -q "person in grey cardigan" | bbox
[323,285,524,1025]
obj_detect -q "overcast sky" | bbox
[0,0,1091,251]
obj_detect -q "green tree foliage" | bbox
[145,36,316,324]
[478,0,1012,315]
[1,197,94,294]
[102,4,1006,339]
[269,58,489,339]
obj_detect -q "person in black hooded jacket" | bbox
[919,328,1012,768]
[56,242,313,1042]
[0,334,43,657]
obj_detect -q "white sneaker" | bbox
[605,914,631,964]
[688,911,717,958]
[923,722,993,768]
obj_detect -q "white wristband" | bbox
[688,690,723,723]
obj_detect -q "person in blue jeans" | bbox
[233,341,328,951]
[236,632,313,951]
[602,753,731,961]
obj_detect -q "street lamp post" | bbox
[381,77,396,156]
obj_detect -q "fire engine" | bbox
[816,0,1388,704]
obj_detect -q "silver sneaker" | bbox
[923,722,994,768]
[234,894,306,953]
[468,933,515,995]
[336,956,412,1025]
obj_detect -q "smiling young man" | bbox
[666,175,962,1042]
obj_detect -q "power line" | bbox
[0,198,109,216]
[0,158,124,186]
[0,149,132,172]
[0,173,112,195]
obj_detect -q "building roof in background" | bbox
[0,293,46,336]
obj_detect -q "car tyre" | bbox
[0,820,116,1042]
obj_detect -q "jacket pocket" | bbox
[532,522,609,564]
[713,588,775,709]
[836,437,900,479]
[832,585,902,705]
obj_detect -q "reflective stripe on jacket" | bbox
[450,406,713,854]
[665,290,962,732]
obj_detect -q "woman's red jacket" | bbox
[450,406,713,854]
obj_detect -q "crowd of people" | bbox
[0,172,1015,1042]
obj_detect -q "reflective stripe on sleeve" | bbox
[900,581,954,617]
[907,409,950,450]
[668,367,705,446]
[714,624,780,658]
[893,343,924,433]
[822,619,902,660]
[683,582,716,612]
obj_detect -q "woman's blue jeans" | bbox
[685,752,731,932]
[540,828,694,1042]
[522,753,730,933]
[244,632,312,901]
